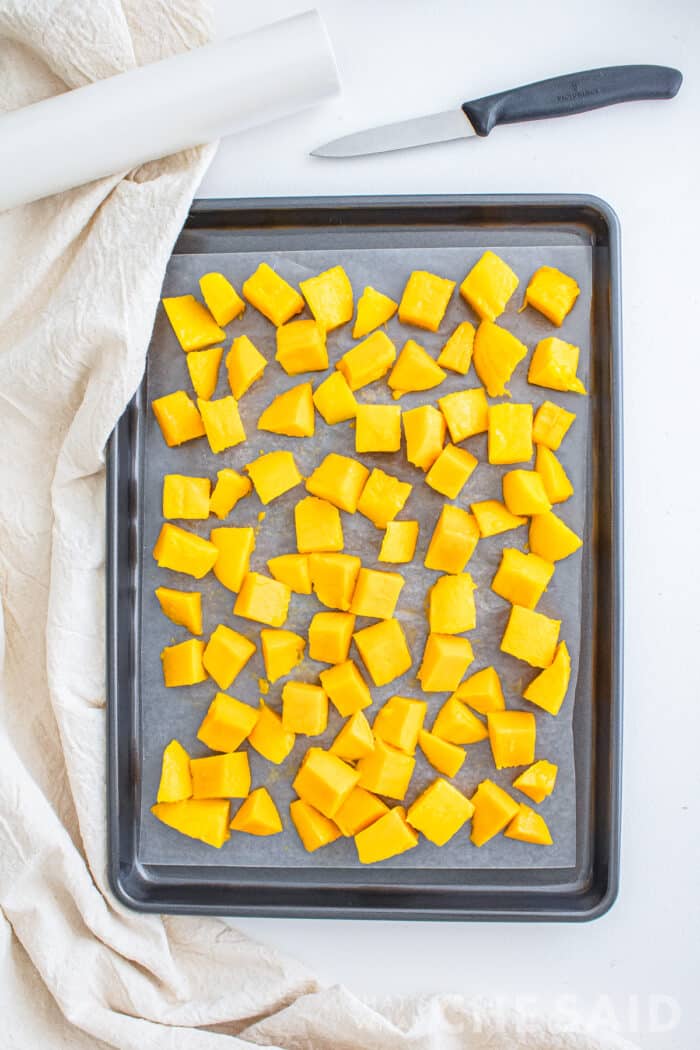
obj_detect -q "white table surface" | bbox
[202,3,700,1047]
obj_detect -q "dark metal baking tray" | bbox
[107,194,622,920]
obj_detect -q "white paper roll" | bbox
[0,10,339,211]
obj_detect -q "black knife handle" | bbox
[462,65,682,136]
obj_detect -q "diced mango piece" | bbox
[242,262,304,327]
[199,272,245,326]
[155,586,202,635]
[523,641,571,716]
[248,700,295,764]
[398,270,455,332]
[353,618,412,687]
[276,319,328,374]
[209,469,252,519]
[469,779,519,847]
[306,453,369,514]
[157,740,192,803]
[407,778,474,846]
[505,803,553,845]
[535,445,574,504]
[293,747,360,818]
[425,444,477,499]
[501,604,560,668]
[308,611,356,664]
[161,638,207,687]
[473,320,528,397]
[267,553,311,594]
[432,696,488,744]
[403,404,446,471]
[453,666,505,714]
[308,553,362,610]
[197,692,259,753]
[417,729,466,778]
[162,294,225,351]
[529,337,586,394]
[294,496,344,554]
[319,659,372,717]
[379,520,419,564]
[438,387,489,443]
[487,710,536,769]
[459,251,519,322]
[202,624,256,690]
[388,339,446,398]
[417,634,474,693]
[210,526,255,592]
[258,381,315,437]
[334,786,389,836]
[357,468,412,528]
[471,500,526,538]
[152,390,205,447]
[532,400,576,450]
[522,265,580,327]
[153,523,219,579]
[354,806,418,863]
[282,681,328,735]
[424,505,479,573]
[233,572,291,627]
[290,798,341,852]
[529,510,583,562]
[198,396,246,454]
[355,403,402,453]
[245,450,302,504]
[373,696,427,754]
[353,285,398,339]
[261,628,306,682]
[186,345,223,400]
[428,573,477,634]
[350,568,404,620]
[230,787,283,836]
[300,265,354,331]
[512,759,559,803]
[312,371,358,425]
[488,402,533,465]
[357,738,415,800]
[502,469,551,515]
[492,548,554,610]
[336,330,397,390]
[190,751,251,799]
[438,321,476,375]
[329,710,375,761]
[151,799,230,848]
[226,335,267,399]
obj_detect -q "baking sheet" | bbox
[138,244,591,870]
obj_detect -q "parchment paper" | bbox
[139,243,591,870]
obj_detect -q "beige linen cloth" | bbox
[0,2,637,1048]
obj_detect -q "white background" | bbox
[203,3,700,1048]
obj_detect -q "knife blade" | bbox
[311,64,682,159]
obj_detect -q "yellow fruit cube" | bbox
[350,567,404,620]
[473,320,528,397]
[438,321,476,374]
[157,740,192,803]
[226,334,267,399]
[152,390,205,447]
[505,803,553,845]
[353,285,398,339]
[162,294,225,351]
[276,319,328,374]
[417,634,474,693]
[492,548,554,610]
[312,371,358,424]
[387,339,446,398]
[308,611,356,664]
[469,779,519,847]
[453,666,505,714]
[329,710,375,761]
[532,400,576,450]
[438,387,489,443]
[202,624,256,690]
[398,270,455,332]
[197,396,246,454]
[357,468,412,529]
[242,262,304,327]
[402,404,446,471]
[161,638,207,687]
[199,272,245,326]
[355,403,402,453]
[487,710,536,769]
[373,696,427,754]
[428,573,477,634]
[190,751,251,799]
[300,265,354,331]
[379,520,419,564]
[425,444,478,499]
[471,500,526,538]
[230,787,283,836]
[529,510,583,562]
[293,747,360,818]
[334,786,388,836]
[308,553,361,610]
[233,572,291,627]
[267,553,311,594]
[261,628,306,682]
[210,526,255,592]
[154,586,202,635]
[354,806,418,863]
[186,345,223,400]
[432,695,488,744]
[209,469,252,520]
[502,469,551,515]
[294,496,344,553]
[153,523,219,578]
[523,641,571,715]
[522,265,580,327]
[197,692,259,752]
[248,700,295,764]
[336,330,397,390]
[535,445,573,504]
[258,381,315,437]
[407,778,475,846]
[151,799,230,848]
[319,659,372,717]
[424,505,479,573]
[512,759,559,803]
[459,250,519,321]
[488,403,533,465]
[245,450,302,504]
[418,729,466,778]
[353,618,412,687]
[282,681,328,735]
[529,337,586,394]
[290,799,341,852]
[357,738,415,800]
[306,453,369,513]
[501,604,560,668]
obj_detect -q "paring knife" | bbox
[311,64,682,158]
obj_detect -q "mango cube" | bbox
[487,710,536,769]
[155,586,202,635]
[294,496,344,554]
[432,696,488,744]
[353,285,398,339]
[282,681,328,735]
[210,526,255,592]
[199,272,245,326]
[529,337,586,394]
[203,624,256,690]
[453,666,505,714]
[245,450,302,504]
[329,710,375,761]
[471,500,526,538]
[157,740,192,803]
[151,799,230,848]
[308,611,356,664]
[261,628,306,682]
[198,396,246,454]
[523,265,580,327]
[276,319,328,374]
[438,321,476,375]
[354,806,418,863]
[407,778,475,846]
[258,381,315,437]
[152,390,205,447]
[535,445,574,504]
[357,738,415,800]
[373,696,427,754]
[529,510,583,562]
[492,548,554,610]
[403,404,446,471]
[459,251,519,322]
[357,468,412,528]
[161,638,207,687]
[350,568,404,620]
[336,330,397,390]
[308,553,362,610]
[469,779,519,847]
[186,345,223,400]
[300,265,354,331]
[504,803,553,845]
[417,634,474,693]
[473,320,528,397]
[379,520,419,564]
[290,799,341,852]
[230,787,283,836]
[209,469,252,519]
[425,444,478,499]
[512,759,559,803]
[267,553,311,594]
[387,339,446,398]
[488,403,533,465]
[334,786,389,836]
[197,692,259,752]
[501,604,560,668]
[190,751,251,799]
[438,387,489,443]
[248,700,295,764]
[233,572,290,627]
[226,334,267,399]
[353,618,412,687]
[355,403,402,453]
[424,505,479,573]
[502,469,551,515]
[306,453,369,514]
[242,262,304,326]
[162,294,225,351]
[523,641,571,715]
[293,748,360,818]
[319,659,372,717]
[312,371,358,424]
[398,270,455,332]
[532,400,576,450]
[428,573,477,634]
[418,729,466,778]
[153,523,219,579]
